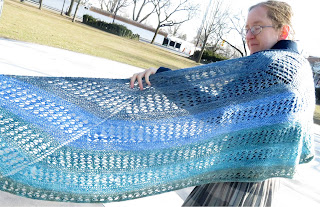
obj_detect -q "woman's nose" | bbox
[246,30,255,40]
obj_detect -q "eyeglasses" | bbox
[245,25,274,36]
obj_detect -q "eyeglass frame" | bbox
[245,25,274,36]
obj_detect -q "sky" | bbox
[91,0,320,57]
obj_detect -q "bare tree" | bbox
[100,0,130,22]
[219,37,245,57]
[166,23,182,36]
[39,0,43,10]
[61,0,67,15]
[195,0,229,63]
[132,0,156,23]
[72,0,82,22]
[226,12,248,57]
[98,0,104,9]
[165,24,187,40]
[103,0,127,13]
[150,0,198,44]
[67,0,76,16]
[219,41,242,59]
[82,0,90,6]
[178,33,187,40]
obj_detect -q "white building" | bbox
[162,36,196,56]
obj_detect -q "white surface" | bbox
[0,37,144,78]
[103,192,184,207]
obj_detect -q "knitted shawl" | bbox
[0,50,315,203]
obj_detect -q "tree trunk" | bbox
[196,36,208,63]
[112,11,117,23]
[242,39,248,56]
[134,0,150,22]
[151,25,160,44]
[67,0,75,16]
[39,0,43,10]
[61,0,67,15]
[132,0,137,20]
[72,0,81,22]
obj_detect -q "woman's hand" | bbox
[130,67,158,90]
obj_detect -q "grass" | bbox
[0,0,198,69]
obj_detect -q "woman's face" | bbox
[246,6,281,54]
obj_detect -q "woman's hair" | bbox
[249,1,295,39]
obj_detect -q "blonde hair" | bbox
[249,1,295,39]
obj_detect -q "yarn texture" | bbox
[0,50,315,203]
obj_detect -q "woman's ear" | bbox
[279,25,290,40]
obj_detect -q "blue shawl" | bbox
[0,50,315,203]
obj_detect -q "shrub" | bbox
[316,88,320,100]
[192,50,228,63]
[82,15,139,40]
[83,14,96,24]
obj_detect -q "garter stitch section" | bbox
[0,50,315,203]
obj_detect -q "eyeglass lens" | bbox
[251,26,262,35]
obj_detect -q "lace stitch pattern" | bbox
[0,50,315,203]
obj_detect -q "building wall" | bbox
[163,36,196,56]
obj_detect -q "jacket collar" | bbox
[271,40,299,53]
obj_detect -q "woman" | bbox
[130,1,299,206]
[0,0,313,204]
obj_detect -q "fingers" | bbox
[136,73,144,90]
[145,68,157,86]
[130,73,138,89]
[130,68,157,90]
[144,70,152,86]
[130,72,145,90]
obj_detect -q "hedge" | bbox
[192,50,228,63]
[83,15,139,40]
